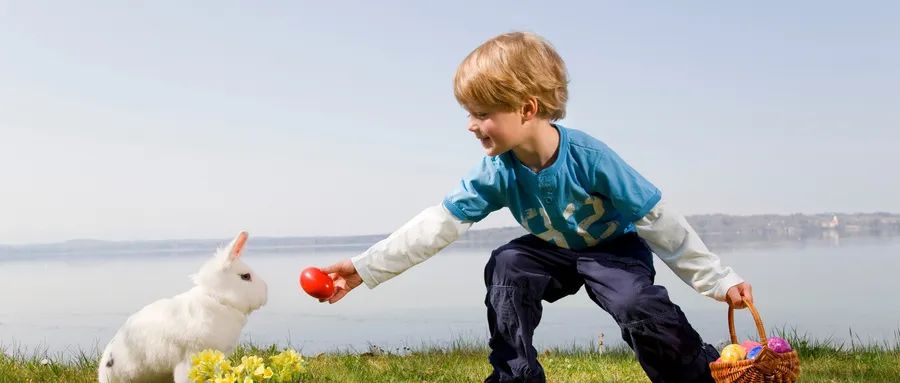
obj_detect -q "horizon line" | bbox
[3,210,897,247]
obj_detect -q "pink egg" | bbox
[767,336,792,353]
[741,340,761,352]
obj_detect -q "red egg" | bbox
[299,267,335,299]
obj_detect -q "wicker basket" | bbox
[709,301,801,383]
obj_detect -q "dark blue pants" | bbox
[484,233,719,383]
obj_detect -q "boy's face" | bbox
[466,108,524,157]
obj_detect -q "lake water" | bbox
[1,236,899,358]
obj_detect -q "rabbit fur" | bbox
[98,231,267,383]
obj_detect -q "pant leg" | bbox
[575,233,719,383]
[484,235,582,383]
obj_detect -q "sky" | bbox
[1,1,898,244]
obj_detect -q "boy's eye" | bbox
[470,112,488,119]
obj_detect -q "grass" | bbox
[1,331,899,382]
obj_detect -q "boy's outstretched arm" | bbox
[634,199,754,308]
[319,204,472,303]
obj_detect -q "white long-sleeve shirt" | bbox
[352,199,743,301]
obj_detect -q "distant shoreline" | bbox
[2,212,898,259]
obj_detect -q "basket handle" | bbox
[728,300,768,345]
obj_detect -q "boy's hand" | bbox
[319,259,363,304]
[725,282,753,309]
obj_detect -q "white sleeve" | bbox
[634,199,743,301]
[350,204,472,288]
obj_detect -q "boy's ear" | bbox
[521,97,539,121]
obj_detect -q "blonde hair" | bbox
[454,32,569,121]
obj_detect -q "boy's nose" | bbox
[467,122,479,133]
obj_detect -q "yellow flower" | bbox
[269,349,305,374]
[270,349,302,365]
[187,368,205,383]
[240,355,265,372]
[266,348,307,382]
[189,349,228,383]
[200,349,226,364]
[190,348,306,383]
[253,364,265,376]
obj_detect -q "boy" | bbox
[320,32,753,383]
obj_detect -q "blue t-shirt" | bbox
[442,125,661,250]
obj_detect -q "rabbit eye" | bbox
[239,273,252,282]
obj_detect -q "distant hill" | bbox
[1,212,898,259]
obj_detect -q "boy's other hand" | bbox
[725,282,753,309]
[319,259,362,304]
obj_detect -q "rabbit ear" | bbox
[223,231,249,265]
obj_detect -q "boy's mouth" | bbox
[478,136,491,147]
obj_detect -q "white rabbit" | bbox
[98,231,268,383]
